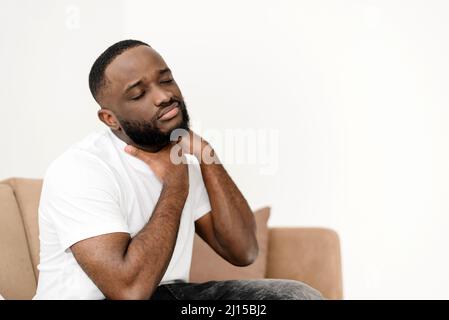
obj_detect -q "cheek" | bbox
[129,100,159,121]
[173,84,183,98]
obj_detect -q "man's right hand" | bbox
[125,144,189,191]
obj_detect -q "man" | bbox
[33,40,323,300]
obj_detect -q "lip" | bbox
[158,102,179,120]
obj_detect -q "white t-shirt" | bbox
[33,130,211,300]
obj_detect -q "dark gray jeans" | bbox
[151,279,324,300]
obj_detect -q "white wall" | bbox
[1,0,449,299]
[0,0,125,178]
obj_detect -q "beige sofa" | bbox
[0,178,343,300]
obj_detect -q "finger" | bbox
[124,145,141,158]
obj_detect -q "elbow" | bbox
[97,255,158,300]
[107,285,155,300]
[232,239,259,267]
[104,278,157,300]
[237,254,258,267]
[121,287,151,300]
[244,242,260,266]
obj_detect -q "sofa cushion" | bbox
[190,207,270,282]
[0,184,37,299]
[2,178,42,279]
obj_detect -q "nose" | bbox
[152,85,173,108]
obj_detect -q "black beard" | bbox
[119,100,190,150]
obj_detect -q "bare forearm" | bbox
[120,185,187,298]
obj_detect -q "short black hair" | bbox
[89,39,150,103]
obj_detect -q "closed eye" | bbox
[160,79,173,84]
[131,91,145,100]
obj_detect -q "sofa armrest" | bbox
[266,228,343,299]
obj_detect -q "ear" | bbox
[98,109,121,130]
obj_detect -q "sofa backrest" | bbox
[0,183,37,299]
[2,178,42,280]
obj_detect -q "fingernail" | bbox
[125,145,134,154]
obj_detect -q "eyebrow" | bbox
[124,80,143,94]
[159,67,171,75]
[123,68,172,94]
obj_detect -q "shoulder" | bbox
[43,132,117,192]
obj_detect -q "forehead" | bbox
[105,45,168,86]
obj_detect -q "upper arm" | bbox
[189,155,231,261]
[195,212,234,263]
[70,232,132,299]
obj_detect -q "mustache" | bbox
[159,98,182,108]
[154,98,186,120]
